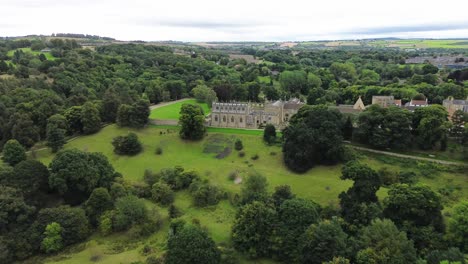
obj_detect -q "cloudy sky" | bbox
[2,0,468,41]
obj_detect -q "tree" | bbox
[113,195,148,231]
[272,185,295,207]
[232,201,277,258]
[179,104,206,140]
[101,89,121,122]
[189,181,223,207]
[31,206,89,249]
[299,218,348,264]
[0,60,9,73]
[234,139,243,151]
[275,198,320,261]
[116,104,133,127]
[356,219,417,264]
[307,88,326,105]
[413,105,449,150]
[330,62,357,83]
[279,70,309,94]
[12,160,49,199]
[166,224,221,264]
[425,247,466,264]
[0,186,35,233]
[342,116,353,141]
[85,188,113,225]
[10,114,40,148]
[1,140,26,166]
[112,133,142,155]
[46,126,66,153]
[192,84,218,107]
[447,200,468,252]
[339,161,382,229]
[41,222,63,253]
[422,63,439,74]
[383,184,444,232]
[131,99,150,128]
[46,114,67,152]
[81,102,101,134]
[64,106,83,134]
[283,105,344,173]
[356,105,413,150]
[164,80,186,100]
[240,173,268,204]
[151,182,174,205]
[263,124,276,144]
[49,149,116,204]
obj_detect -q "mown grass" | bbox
[33,125,466,264]
[7,47,56,61]
[149,99,210,120]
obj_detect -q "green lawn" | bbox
[32,125,466,264]
[149,99,210,120]
[7,47,56,61]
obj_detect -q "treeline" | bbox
[1,40,467,152]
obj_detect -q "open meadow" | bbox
[7,47,56,61]
[149,99,210,120]
[31,124,467,264]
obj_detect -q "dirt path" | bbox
[350,145,467,166]
[149,98,191,110]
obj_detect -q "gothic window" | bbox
[231,116,234,122]
[240,117,243,123]
[223,116,226,122]
[214,115,218,122]
[216,106,219,110]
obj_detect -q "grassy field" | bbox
[149,99,210,120]
[31,125,466,264]
[7,47,56,61]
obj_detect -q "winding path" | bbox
[149,98,191,110]
[349,145,467,166]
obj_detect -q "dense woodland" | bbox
[0,38,468,263]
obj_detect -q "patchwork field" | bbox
[149,99,210,120]
[31,125,467,264]
[7,47,56,60]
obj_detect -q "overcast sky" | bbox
[2,0,468,42]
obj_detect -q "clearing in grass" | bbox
[150,99,210,120]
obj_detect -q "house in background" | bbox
[333,96,366,114]
[443,96,468,118]
[372,96,399,108]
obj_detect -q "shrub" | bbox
[113,195,148,231]
[251,154,259,160]
[234,139,243,151]
[144,170,159,187]
[151,182,174,205]
[263,124,276,144]
[155,146,163,155]
[228,171,238,181]
[189,181,223,207]
[112,133,142,155]
[238,151,245,157]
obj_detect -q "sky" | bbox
[2,0,468,42]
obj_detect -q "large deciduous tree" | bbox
[179,104,206,140]
[356,219,417,264]
[166,224,221,264]
[80,102,101,134]
[48,149,116,204]
[299,218,348,264]
[282,105,344,173]
[1,139,26,166]
[339,161,382,230]
[232,201,277,258]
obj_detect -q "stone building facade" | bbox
[443,96,468,118]
[209,99,304,129]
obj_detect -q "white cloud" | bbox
[1,0,468,41]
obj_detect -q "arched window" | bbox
[240,117,243,123]
[223,116,226,122]
[214,115,218,122]
[231,116,234,122]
